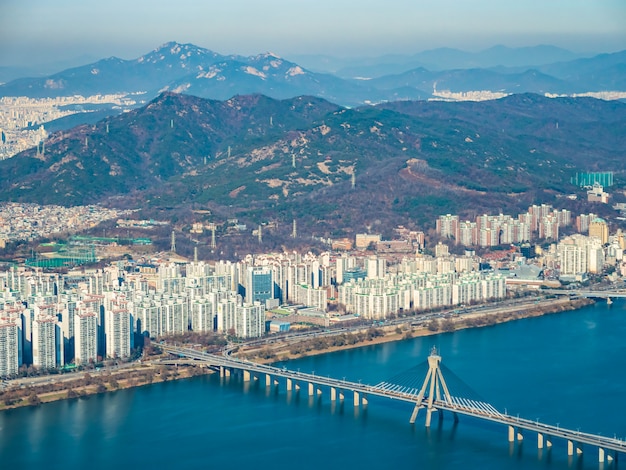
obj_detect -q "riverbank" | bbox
[0,296,593,410]
[240,297,593,363]
[0,362,212,411]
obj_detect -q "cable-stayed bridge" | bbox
[161,344,625,463]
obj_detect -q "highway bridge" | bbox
[542,288,626,300]
[161,344,625,463]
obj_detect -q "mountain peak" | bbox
[153,41,202,53]
[257,52,282,60]
[138,41,220,63]
[154,41,180,50]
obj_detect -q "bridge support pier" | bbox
[599,447,605,463]
[266,374,272,387]
[567,440,583,456]
[413,347,453,427]
[243,370,251,382]
[308,383,314,397]
[409,404,420,424]
[507,426,523,442]
[425,408,437,427]
[286,378,292,391]
[362,394,368,406]
[354,391,360,407]
[537,433,552,449]
[329,388,346,401]
[220,366,230,378]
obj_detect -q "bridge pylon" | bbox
[410,347,456,426]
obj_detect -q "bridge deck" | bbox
[161,345,626,455]
[542,288,626,298]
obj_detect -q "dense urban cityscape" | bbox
[2,1,626,465]
[0,190,624,379]
[0,94,139,160]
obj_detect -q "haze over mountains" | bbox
[292,45,584,76]
[1,42,625,109]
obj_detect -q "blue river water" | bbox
[1,299,625,469]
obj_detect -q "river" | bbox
[1,299,625,469]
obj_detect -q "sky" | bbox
[1,0,625,67]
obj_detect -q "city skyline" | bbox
[1,0,625,68]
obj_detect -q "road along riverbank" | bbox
[0,296,591,410]
[240,297,593,362]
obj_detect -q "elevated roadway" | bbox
[161,344,625,462]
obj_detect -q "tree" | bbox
[441,318,456,332]
[28,393,41,406]
[2,391,18,406]
[144,370,155,384]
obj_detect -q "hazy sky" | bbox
[1,0,625,67]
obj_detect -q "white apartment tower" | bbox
[557,235,589,276]
[235,303,265,338]
[0,320,19,377]
[366,256,387,279]
[190,296,215,333]
[216,298,237,335]
[32,315,61,369]
[74,311,98,364]
[437,214,460,240]
[105,308,131,359]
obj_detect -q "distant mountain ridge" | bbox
[1,92,624,234]
[0,42,234,98]
[1,42,625,110]
[298,44,584,77]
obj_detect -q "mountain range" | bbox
[1,92,624,240]
[293,45,584,76]
[1,42,625,110]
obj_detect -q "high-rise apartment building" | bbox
[74,310,97,364]
[437,214,459,240]
[190,296,215,333]
[32,315,61,369]
[0,319,19,377]
[576,213,597,233]
[235,303,265,338]
[105,308,131,359]
[216,298,237,335]
[557,235,590,276]
[588,217,609,244]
